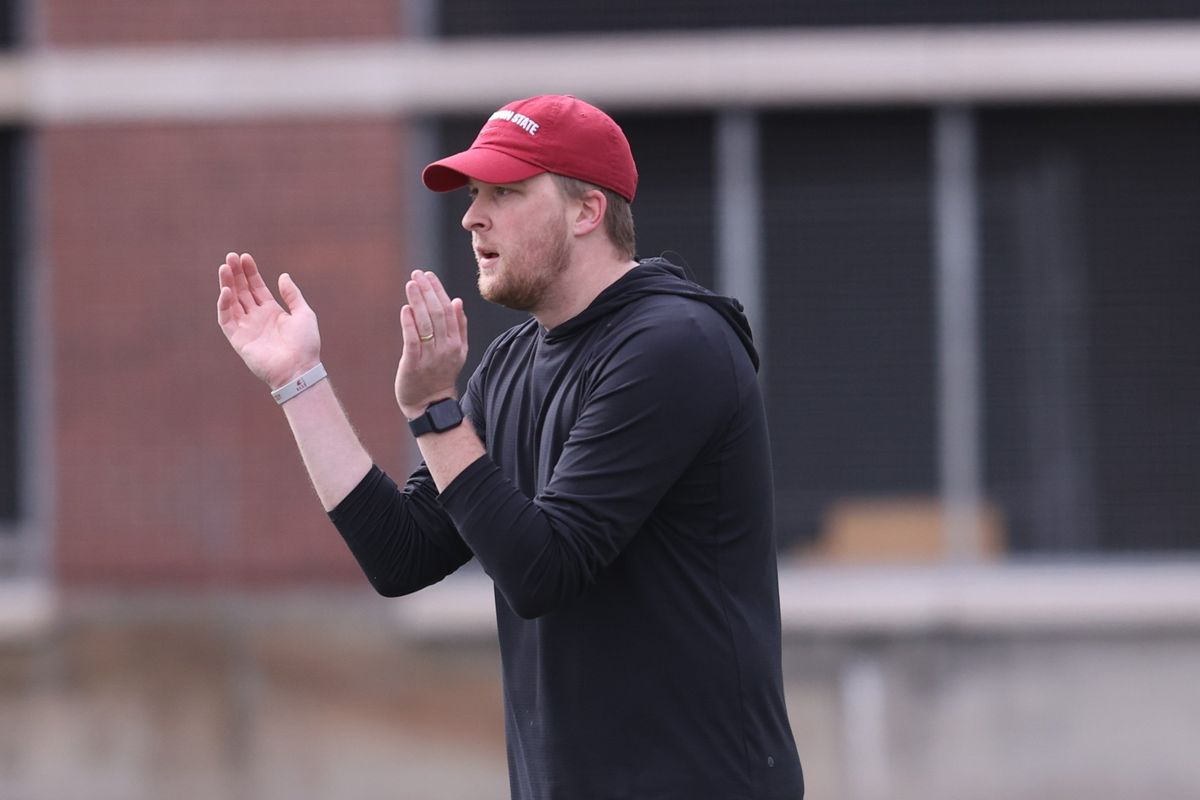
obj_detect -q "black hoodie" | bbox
[330,258,804,799]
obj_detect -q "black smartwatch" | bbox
[408,398,465,437]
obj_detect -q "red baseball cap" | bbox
[421,95,638,202]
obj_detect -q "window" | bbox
[0,127,20,526]
[980,105,1200,553]
[438,0,1200,36]
[0,1,16,47]
[762,111,936,549]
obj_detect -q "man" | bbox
[217,94,803,799]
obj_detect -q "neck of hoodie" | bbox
[543,257,761,372]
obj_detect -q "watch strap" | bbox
[408,398,464,437]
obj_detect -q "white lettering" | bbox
[488,109,540,136]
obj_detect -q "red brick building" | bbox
[9,1,416,587]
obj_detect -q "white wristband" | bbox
[271,362,327,405]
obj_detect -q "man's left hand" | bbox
[396,270,469,420]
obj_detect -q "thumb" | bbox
[278,273,309,314]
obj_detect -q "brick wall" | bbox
[39,0,402,44]
[45,120,415,585]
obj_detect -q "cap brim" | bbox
[421,147,546,192]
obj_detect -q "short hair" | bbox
[552,175,637,261]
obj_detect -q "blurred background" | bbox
[2,1,1200,798]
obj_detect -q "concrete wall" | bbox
[784,630,1200,800]
[4,590,1198,800]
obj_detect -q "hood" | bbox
[544,257,760,372]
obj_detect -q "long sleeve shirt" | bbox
[330,258,804,799]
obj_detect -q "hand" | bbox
[216,252,321,388]
[395,270,469,419]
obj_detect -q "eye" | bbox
[494,186,513,197]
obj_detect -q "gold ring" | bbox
[419,332,434,342]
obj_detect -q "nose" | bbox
[461,196,489,232]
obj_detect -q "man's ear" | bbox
[572,189,607,237]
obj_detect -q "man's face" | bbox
[462,174,573,312]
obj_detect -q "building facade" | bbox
[1,1,1198,591]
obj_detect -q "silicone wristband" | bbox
[270,362,327,405]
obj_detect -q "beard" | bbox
[476,219,572,312]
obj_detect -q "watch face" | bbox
[428,399,464,430]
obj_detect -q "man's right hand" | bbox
[217,252,321,389]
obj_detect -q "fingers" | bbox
[278,272,308,314]
[405,270,446,343]
[404,279,431,342]
[418,271,451,342]
[217,263,244,329]
[219,253,302,344]
[452,297,468,343]
[225,252,283,313]
[399,304,421,354]
[226,252,258,314]
[217,283,241,332]
[425,272,464,345]
[241,253,275,306]
[227,252,251,311]
[406,270,464,347]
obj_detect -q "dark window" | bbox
[980,105,1200,554]
[0,128,20,524]
[620,113,716,289]
[439,0,1200,36]
[0,1,15,47]
[762,111,936,548]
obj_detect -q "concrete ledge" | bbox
[0,578,56,643]
[777,560,1200,634]
[5,22,1200,122]
[391,571,498,642]
[391,560,1200,640]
